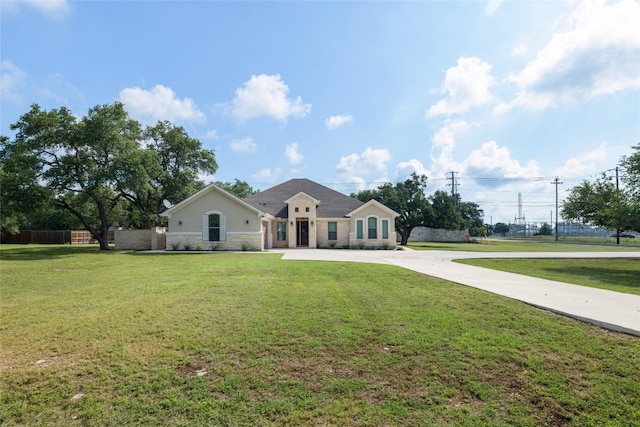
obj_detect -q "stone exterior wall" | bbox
[165,232,262,251]
[115,227,166,250]
[407,226,469,242]
[316,219,351,248]
[348,232,398,249]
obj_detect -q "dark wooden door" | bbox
[297,220,309,247]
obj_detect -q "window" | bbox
[368,217,377,239]
[356,219,363,239]
[277,222,287,241]
[204,212,225,241]
[382,219,389,239]
[305,207,310,212]
[328,222,337,240]
[209,213,220,241]
[295,207,299,212]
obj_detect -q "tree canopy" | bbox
[352,173,484,245]
[216,179,259,199]
[1,103,218,249]
[562,145,640,238]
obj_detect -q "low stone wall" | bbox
[408,227,469,242]
[115,227,166,250]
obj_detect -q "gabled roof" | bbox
[160,183,265,218]
[347,199,400,218]
[245,178,364,218]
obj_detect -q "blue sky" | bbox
[2,0,639,224]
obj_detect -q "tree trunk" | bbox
[400,227,411,245]
[96,233,110,250]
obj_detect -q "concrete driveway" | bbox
[273,248,640,336]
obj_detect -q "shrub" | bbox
[169,241,181,251]
[183,242,194,251]
[195,245,202,251]
[241,241,256,252]
[328,241,337,249]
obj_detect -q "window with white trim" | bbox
[203,212,225,241]
[328,221,337,240]
[277,222,287,241]
[368,217,377,239]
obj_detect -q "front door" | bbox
[296,220,309,247]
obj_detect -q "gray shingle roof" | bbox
[244,178,364,218]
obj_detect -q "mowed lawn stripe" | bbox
[1,246,639,426]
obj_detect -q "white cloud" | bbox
[119,85,205,124]
[336,147,391,177]
[426,56,495,117]
[205,130,219,139]
[460,141,540,185]
[511,43,528,56]
[325,114,353,130]
[500,0,640,112]
[429,119,474,176]
[395,159,430,181]
[2,0,70,18]
[285,142,303,164]
[484,0,504,15]
[0,60,26,103]
[230,137,257,153]
[252,167,282,183]
[229,74,311,122]
[554,142,608,178]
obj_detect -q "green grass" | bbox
[2,245,640,426]
[407,239,639,252]
[455,258,640,296]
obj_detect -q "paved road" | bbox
[274,249,640,336]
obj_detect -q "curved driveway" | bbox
[274,248,640,337]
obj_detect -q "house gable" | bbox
[346,199,400,219]
[161,183,267,251]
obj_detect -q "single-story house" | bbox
[160,178,399,250]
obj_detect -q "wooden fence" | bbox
[1,230,115,245]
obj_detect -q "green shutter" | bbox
[382,219,389,239]
[356,220,363,239]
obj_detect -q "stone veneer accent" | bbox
[165,232,262,251]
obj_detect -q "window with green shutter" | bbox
[382,219,389,239]
[356,219,363,239]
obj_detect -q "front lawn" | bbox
[1,245,639,426]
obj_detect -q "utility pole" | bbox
[550,177,563,241]
[447,171,459,197]
[615,167,620,245]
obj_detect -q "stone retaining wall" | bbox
[408,227,469,242]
